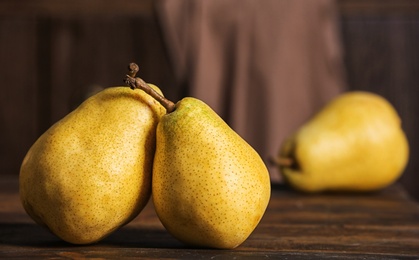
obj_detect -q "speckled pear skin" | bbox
[152,97,271,249]
[19,86,165,244]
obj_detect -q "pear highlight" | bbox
[274,91,409,193]
[125,68,271,249]
[20,78,165,244]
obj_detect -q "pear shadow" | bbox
[0,222,186,249]
[100,225,186,249]
[270,181,402,198]
[0,222,67,248]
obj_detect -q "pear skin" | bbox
[19,85,165,244]
[277,91,409,193]
[152,98,271,249]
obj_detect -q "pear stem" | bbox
[124,63,176,113]
[127,62,139,78]
[271,156,295,167]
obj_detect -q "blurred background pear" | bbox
[276,91,409,193]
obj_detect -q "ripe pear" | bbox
[274,91,409,193]
[125,71,271,249]
[19,82,165,244]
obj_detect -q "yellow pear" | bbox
[20,79,165,244]
[274,91,409,193]
[125,70,271,249]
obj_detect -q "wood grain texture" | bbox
[1,175,418,259]
[0,9,176,177]
[0,0,153,17]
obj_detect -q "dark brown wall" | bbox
[0,0,176,174]
[1,0,418,199]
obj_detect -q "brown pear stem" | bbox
[124,63,176,113]
[127,62,139,78]
[271,156,295,167]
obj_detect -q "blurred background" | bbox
[1,0,418,200]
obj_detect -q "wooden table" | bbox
[1,175,418,259]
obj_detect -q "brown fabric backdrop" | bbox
[155,0,347,181]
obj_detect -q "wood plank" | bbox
[0,0,153,17]
[0,18,39,176]
[1,175,418,258]
[0,13,175,177]
[338,0,419,15]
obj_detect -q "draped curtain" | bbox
[155,0,347,181]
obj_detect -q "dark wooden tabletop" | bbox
[1,174,418,259]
